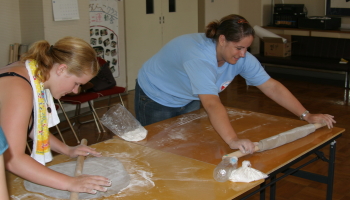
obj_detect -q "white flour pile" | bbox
[100,104,148,141]
[119,127,148,141]
[229,160,268,183]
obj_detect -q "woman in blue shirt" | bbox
[135,14,336,154]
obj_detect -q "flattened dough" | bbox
[258,124,316,151]
[24,157,130,199]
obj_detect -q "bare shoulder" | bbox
[0,61,29,78]
[0,62,33,110]
[0,61,31,89]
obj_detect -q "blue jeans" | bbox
[134,80,201,126]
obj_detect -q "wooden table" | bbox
[135,107,344,200]
[6,107,344,200]
[7,136,261,200]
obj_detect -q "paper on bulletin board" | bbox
[52,0,80,21]
[89,0,120,79]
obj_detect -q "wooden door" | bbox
[161,0,198,45]
[125,0,198,90]
[125,0,163,90]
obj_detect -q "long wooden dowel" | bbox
[222,123,325,159]
[70,139,88,200]
[223,145,260,159]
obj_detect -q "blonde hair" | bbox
[21,37,99,82]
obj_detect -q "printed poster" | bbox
[89,0,120,78]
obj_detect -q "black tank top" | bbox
[0,72,34,135]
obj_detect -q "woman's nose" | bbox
[72,85,80,94]
[240,49,247,57]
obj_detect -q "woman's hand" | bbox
[228,138,256,154]
[304,113,336,129]
[66,174,112,194]
[66,144,102,158]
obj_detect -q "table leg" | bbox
[239,136,341,200]
[260,182,266,200]
[269,176,276,200]
[326,140,336,200]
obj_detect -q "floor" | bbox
[51,72,350,200]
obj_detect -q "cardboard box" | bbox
[263,34,291,57]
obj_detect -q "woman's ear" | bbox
[218,35,226,46]
[56,64,68,76]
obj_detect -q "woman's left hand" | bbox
[66,144,102,158]
[304,113,336,129]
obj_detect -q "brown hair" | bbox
[205,14,255,42]
[20,36,99,82]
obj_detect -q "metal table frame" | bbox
[239,134,342,200]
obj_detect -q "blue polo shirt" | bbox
[138,33,270,107]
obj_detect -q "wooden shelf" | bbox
[262,26,350,38]
[263,26,350,33]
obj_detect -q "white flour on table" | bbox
[119,127,148,141]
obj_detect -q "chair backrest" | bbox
[88,57,116,92]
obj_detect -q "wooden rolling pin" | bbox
[222,123,326,159]
[213,123,326,182]
[70,139,88,200]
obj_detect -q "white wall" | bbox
[0,0,90,68]
[42,0,90,44]
[199,0,272,54]
[0,0,21,66]
[19,0,44,45]
[2,0,350,81]
[2,0,91,112]
[199,0,239,32]
[239,0,269,54]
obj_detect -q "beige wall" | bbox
[2,0,350,78]
[199,0,239,32]
[42,0,90,44]
[0,0,21,67]
[19,0,44,45]
[239,0,269,54]
[0,0,90,67]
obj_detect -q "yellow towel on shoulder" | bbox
[26,59,59,165]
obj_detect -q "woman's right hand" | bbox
[228,138,256,154]
[67,174,112,194]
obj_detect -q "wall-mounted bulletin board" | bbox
[89,0,126,87]
[326,0,350,16]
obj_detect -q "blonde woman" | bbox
[0,37,111,194]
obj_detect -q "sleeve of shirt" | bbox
[239,53,270,86]
[183,59,219,96]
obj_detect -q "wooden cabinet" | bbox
[125,0,198,90]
